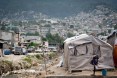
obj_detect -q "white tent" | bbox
[64,34,114,71]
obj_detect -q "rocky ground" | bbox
[0,53,117,78]
[0,52,57,77]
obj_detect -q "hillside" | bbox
[0,0,117,18]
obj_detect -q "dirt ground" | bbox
[47,66,117,76]
[1,54,25,62]
[1,54,117,78]
[46,56,117,77]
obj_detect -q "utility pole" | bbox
[42,45,47,75]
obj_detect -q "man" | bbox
[22,47,27,55]
[91,55,99,76]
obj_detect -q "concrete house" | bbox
[0,30,15,56]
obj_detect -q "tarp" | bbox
[107,30,117,67]
[107,30,117,46]
[64,34,114,71]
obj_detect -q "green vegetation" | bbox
[28,42,38,47]
[2,60,13,70]
[23,56,32,64]
[26,31,39,36]
[67,32,75,38]
[42,33,64,44]
[0,60,13,74]
[42,37,48,41]
[11,27,19,33]
[23,52,57,64]
[0,26,7,31]
[23,54,43,65]
[114,25,117,29]
[44,24,51,27]
[97,31,107,36]
[108,29,111,33]
[48,52,56,59]
[0,52,57,75]
[35,54,43,59]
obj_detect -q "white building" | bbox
[24,36,41,44]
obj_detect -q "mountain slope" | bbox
[0,0,117,18]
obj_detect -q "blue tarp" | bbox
[4,49,12,55]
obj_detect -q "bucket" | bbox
[102,69,107,76]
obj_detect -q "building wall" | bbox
[0,30,15,47]
[0,30,13,40]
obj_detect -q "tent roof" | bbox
[64,34,112,47]
[64,34,91,45]
[64,34,89,43]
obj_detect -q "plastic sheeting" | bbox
[64,34,114,71]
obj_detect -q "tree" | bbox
[108,29,111,34]
[26,32,39,36]
[46,33,54,43]
[70,25,74,28]
[26,32,33,36]
[44,33,64,44]
[11,27,19,33]
[114,25,117,29]
[42,37,47,41]
[67,32,75,38]
[28,42,38,47]
[98,31,106,36]
[35,31,39,36]
[54,33,64,44]
[1,26,6,30]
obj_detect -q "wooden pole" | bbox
[42,46,47,75]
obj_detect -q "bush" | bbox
[40,54,44,57]
[0,60,13,75]
[48,52,56,59]
[28,42,38,48]
[35,54,42,59]
[23,56,32,64]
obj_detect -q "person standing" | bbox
[90,55,99,76]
